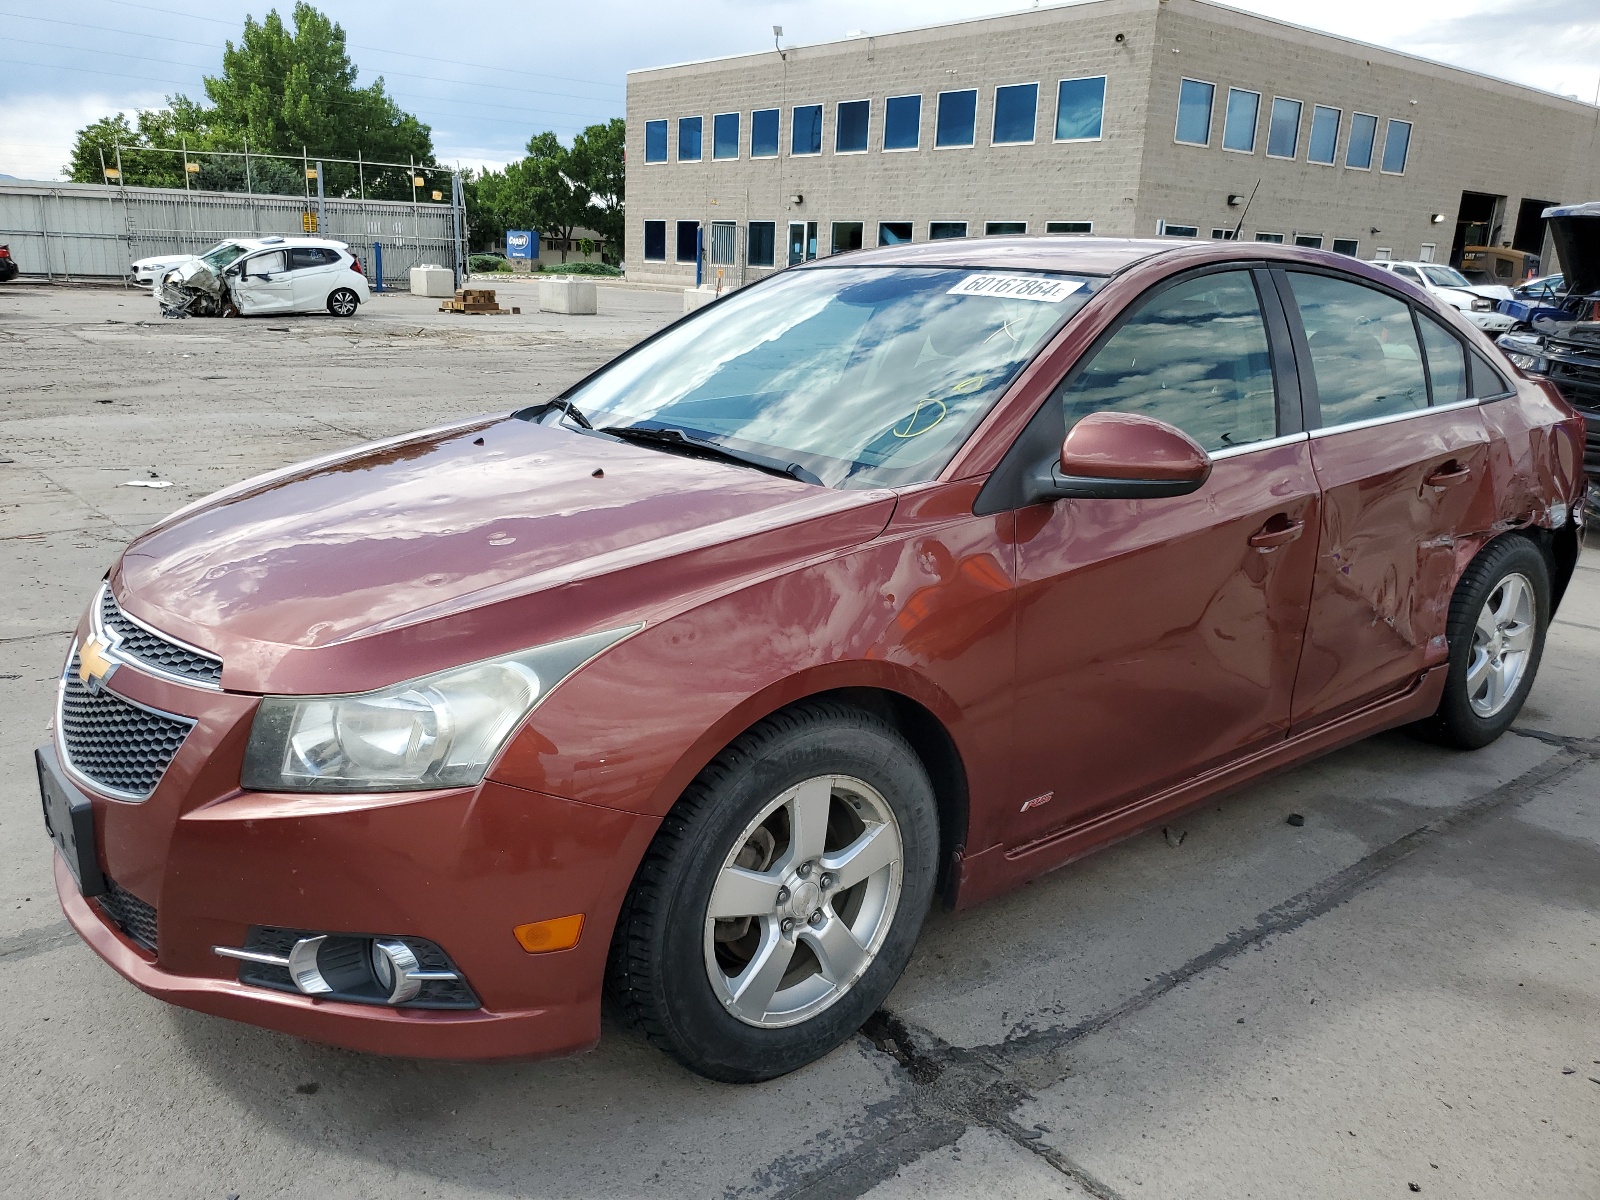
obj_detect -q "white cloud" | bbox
[0,92,166,181]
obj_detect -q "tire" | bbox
[327,288,360,317]
[607,701,940,1083]
[1410,536,1549,750]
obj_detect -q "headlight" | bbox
[241,625,638,792]
[1504,352,1548,374]
[1471,297,1493,311]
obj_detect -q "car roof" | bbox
[804,236,1189,276]
[234,237,349,250]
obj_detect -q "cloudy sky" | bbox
[3,0,1597,180]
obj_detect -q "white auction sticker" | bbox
[947,274,1083,303]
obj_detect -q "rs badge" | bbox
[78,633,118,695]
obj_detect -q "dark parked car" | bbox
[40,238,1585,1083]
[0,243,18,282]
[1497,202,1600,517]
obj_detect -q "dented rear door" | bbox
[1280,268,1497,732]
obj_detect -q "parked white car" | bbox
[131,251,203,289]
[1367,260,1515,332]
[155,236,369,318]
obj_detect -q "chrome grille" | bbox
[97,878,158,952]
[59,651,194,799]
[99,587,223,687]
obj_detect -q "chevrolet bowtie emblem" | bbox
[78,633,118,695]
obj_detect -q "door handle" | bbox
[1248,515,1305,551]
[1425,461,1472,487]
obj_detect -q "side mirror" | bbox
[1029,411,1212,502]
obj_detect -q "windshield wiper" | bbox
[598,424,822,485]
[516,396,593,429]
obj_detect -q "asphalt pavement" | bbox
[1,284,1595,1199]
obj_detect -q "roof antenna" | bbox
[774,25,786,60]
[1230,178,1261,242]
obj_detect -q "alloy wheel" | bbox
[1466,571,1535,717]
[702,774,903,1029]
[329,289,358,316]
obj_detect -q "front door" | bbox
[232,249,294,314]
[1278,269,1499,729]
[1007,268,1321,843]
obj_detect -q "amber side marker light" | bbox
[514,914,584,953]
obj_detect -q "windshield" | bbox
[200,242,250,271]
[1421,265,1471,288]
[552,266,1097,488]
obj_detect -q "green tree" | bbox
[477,132,591,261]
[65,3,433,198]
[570,118,625,260]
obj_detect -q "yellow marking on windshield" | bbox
[893,398,948,438]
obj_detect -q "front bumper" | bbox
[1464,310,1515,333]
[46,703,659,1059]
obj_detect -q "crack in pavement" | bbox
[0,920,75,964]
[757,747,1591,1200]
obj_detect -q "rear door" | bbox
[289,247,340,311]
[232,249,293,314]
[1279,268,1499,730]
[1004,266,1321,842]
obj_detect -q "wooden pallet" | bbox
[438,287,520,315]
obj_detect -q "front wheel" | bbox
[607,702,940,1083]
[1411,537,1549,749]
[327,288,360,317]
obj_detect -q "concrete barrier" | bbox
[683,286,719,313]
[410,265,456,297]
[539,276,598,314]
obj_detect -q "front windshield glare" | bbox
[200,242,249,270]
[1421,265,1471,288]
[559,266,1097,488]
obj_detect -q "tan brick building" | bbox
[624,0,1600,286]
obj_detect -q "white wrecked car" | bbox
[131,251,202,289]
[156,236,370,318]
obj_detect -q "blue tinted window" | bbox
[884,94,921,150]
[713,112,739,159]
[878,222,913,245]
[1055,76,1105,140]
[678,116,702,162]
[1382,119,1411,173]
[1307,105,1339,164]
[935,90,977,147]
[751,108,779,157]
[643,221,665,261]
[836,100,869,153]
[644,120,667,163]
[992,83,1037,144]
[1267,98,1300,158]
[1223,89,1258,152]
[1347,112,1377,168]
[792,105,823,155]
[1175,79,1213,145]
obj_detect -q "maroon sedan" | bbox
[39,239,1584,1082]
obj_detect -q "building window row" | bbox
[641,77,1106,163]
[1160,219,1362,256]
[640,219,1095,266]
[1175,78,1412,174]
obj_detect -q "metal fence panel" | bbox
[0,180,460,289]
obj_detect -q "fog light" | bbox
[513,914,584,953]
[370,939,423,1004]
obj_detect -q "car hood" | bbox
[1546,204,1600,295]
[133,254,196,270]
[114,416,898,695]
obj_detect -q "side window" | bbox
[1058,270,1278,454]
[247,250,287,276]
[289,248,333,270]
[1416,313,1468,405]
[1392,265,1423,283]
[1287,272,1428,426]
[1470,350,1511,399]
